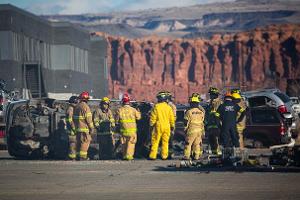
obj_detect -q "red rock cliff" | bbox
[97,24,300,103]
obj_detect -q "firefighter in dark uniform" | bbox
[66,96,78,160]
[205,87,223,155]
[216,92,246,148]
[93,97,116,159]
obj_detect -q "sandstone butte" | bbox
[95,24,300,103]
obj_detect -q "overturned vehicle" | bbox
[5,98,153,159]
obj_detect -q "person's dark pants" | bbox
[221,126,240,148]
[168,131,174,157]
[97,134,115,160]
[208,128,221,152]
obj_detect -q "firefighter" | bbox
[73,91,95,160]
[206,87,223,155]
[183,95,205,160]
[66,96,78,160]
[115,94,141,160]
[166,91,177,119]
[93,97,115,159]
[149,91,175,160]
[166,91,176,159]
[217,92,246,148]
[231,91,247,149]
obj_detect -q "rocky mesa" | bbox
[98,24,300,103]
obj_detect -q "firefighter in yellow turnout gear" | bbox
[231,89,247,149]
[93,97,115,159]
[66,96,78,160]
[73,91,95,160]
[149,92,175,160]
[116,94,141,160]
[183,95,205,160]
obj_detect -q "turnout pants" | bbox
[221,126,240,148]
[121,133,137,160]
[76,132,92,159]
[184,133,202,160]
[68,135,77,159]
[149,127,170,160]
[97,134,115,159]
[168,129,175,157]
[237,128,245,149]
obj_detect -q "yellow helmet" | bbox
[231,88,241,94]
[231,93,242,99]
[208,87,219,95]
[190,96,201,103]
[101,97,110,104]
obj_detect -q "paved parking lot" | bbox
[0,150,300,200]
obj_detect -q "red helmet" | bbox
[122,93,130,104]
[79,91,90,100]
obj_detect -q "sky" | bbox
[0,0,236,15]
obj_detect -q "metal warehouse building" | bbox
[0,4,108,99]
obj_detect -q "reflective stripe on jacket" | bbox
[150,102,175,131]
[93,108,115,135]
[74,101,94,133]
[116,105,141,136]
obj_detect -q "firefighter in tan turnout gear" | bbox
[231,89,247,149]
[206,87,223,155]
[116,94,141,160]
[149,91,175,160]
[73,91,94,160]
[183,95,205,160]
[66,96,78,160]
[93,97,115,159]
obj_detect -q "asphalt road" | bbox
[0,151,300,200]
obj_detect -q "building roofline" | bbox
[0,4,89,35]
[0,4,51,26]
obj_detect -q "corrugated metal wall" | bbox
[0,4,108,98]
